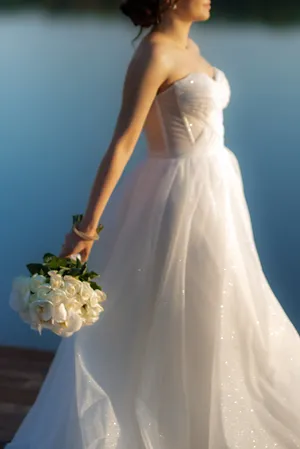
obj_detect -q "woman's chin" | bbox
[196,10,211,22]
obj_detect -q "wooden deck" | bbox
[0,346,54,448]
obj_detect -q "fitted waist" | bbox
[147,133,225,161]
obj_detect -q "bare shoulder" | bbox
[126,35,172,82]
[188,37,201,54]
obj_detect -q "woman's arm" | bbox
[78,40,170,235]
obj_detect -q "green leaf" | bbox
[87,271,99,280]
[76,257,82,268]
[73,214,83,225]
[81,262,88,275]
[79,273,90,282]
[27,263,45,276]
[78,265,87,277]
[96,224,104,234]
[67,268,82,277]
[43,253,56,264]
[65,257,77,266]
[47,257,69,270]
[89,281,102,291]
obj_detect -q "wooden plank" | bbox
[0,346,54,362]
[0,346,54,446]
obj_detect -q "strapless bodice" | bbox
[143,67,231,159]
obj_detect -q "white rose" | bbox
[63,276,82,298]
[85,317,99,326]
[80,282,94,303]
[9,276,31,313]
[85,313,100,325]
[46,288,69,306]
[65,310,83,333]
[29,299,54,324]
[88,303,103,316]
[35,285,52,301]
[66,297,82,312]
[30,274,47,293]
[89,290,99,307]
[28,292,37,303]
[81,302,103,326]
[88,289,106,308]
[48,272,64,289]
[95,289,107,303]
[52,309,83,337]
[52,303,68,323]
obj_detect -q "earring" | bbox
[172,3,177,9]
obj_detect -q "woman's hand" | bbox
[59,229,95,263]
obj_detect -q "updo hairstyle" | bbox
[120,0,178,29]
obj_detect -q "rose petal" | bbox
[53,303,67,323]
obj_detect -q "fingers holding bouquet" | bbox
[59,232,94,264]
[59,214,103,263]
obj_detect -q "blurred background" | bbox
[0,0,300,444]
[1,0,300,353]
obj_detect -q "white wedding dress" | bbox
[6,66,300,449]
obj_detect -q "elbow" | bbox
[106,139,136,166]
[111,131,139,158]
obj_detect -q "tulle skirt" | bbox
[6,138,300,449]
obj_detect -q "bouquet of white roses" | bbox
[9,215,106,338]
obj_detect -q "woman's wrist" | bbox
[72,224,99,241]
[77,221,98,235]
[73,214,96,233]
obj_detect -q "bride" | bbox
[6,0,300,448]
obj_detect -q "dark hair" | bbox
[120,0,178,30]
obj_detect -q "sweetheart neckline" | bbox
[156,66,219,99]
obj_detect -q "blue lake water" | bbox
[1,11,300,350]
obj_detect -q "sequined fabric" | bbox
[6,66,300,449]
